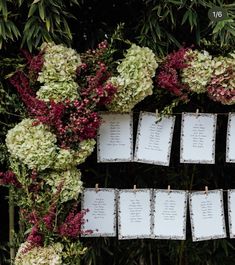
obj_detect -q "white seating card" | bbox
[228,189,235,238]
[134,112,175,166]
[226,113,235,163]
[118,189,152,239]
[180,113,217,164]
[97,113,133,162]
[189,189,226,241]
[152,189,188,240]
[81,188,117,237]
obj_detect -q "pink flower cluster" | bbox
[0,170,21,188]
[26,226,43,248]
[58,209,90,238]
[77,60,117,106]
[157,47,189,99]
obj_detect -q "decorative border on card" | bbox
[180,113,217,164]
[152,189,188,240]
[133,112,176,166]
[118,189,153,240]
[226,113,235,163]
[189,189,226,242]
[81,188,118,237]
[97,112,133,163]
[228,189,235,238]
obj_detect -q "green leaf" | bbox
[0,0,8,20]
[181,10,189,25]
[63,18,72,40]
[45,17,50,31]
[28,3,38,18]
[38,2,45,21]
[212,21,225,34]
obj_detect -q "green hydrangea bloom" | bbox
[108,44,158,112]
[15,242,63,265]
[53,139,96,170]
[182,49,213,94]
[46,168,83,203]
[38,43,81,83]
[207,54,235,105]
[6,119,57,171]
[73,139,96,165]
[36,81,79,102]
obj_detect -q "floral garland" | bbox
[3,42,117,264]
[2,37,235,265]
[1,40,158,265]
[157,47,235,108]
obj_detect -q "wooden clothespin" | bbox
[95,183,99,193]
[155,109,161,123]
[205,186,208,196]
[156,109,159,118]
[167,185,171,194]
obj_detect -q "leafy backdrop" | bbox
[1,0,235,264]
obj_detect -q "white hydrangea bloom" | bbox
[182,49,213,93]
[108,44,158,112]
[38,43,81,83]
[36,81,79,102]
[73,139,96,165]
[15,242,63,265]
[6,119,57,171]
[46,168,83,203]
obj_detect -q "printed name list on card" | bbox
[152,189,188,240]
[97,113,133,162]
[134,112,175,166]
[228,189,235,238]
[81,188,117,237]
[226,113,235,163]
[118,189,152,239]
[180,113,217,164]
[189,189,226,241]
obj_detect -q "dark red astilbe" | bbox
[26,225,43,248]
[9,71,48,117]
[21,49,44,82]
[0,170,21,188]
[58,209,90,238]
[43,205,56,230]
[157,47,189,98]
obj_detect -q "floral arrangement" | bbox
[1,39,161,264]
[107,44,158,112]
[181,49,213,94]
[2,34,235,265]
[2,41,118,265]
[157,47,235,111]
[156,47,189,99]
[207,53,235,105]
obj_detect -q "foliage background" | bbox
[1,0,235,264]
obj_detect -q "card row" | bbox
[97,112,235,165]
[81,188,235,242]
